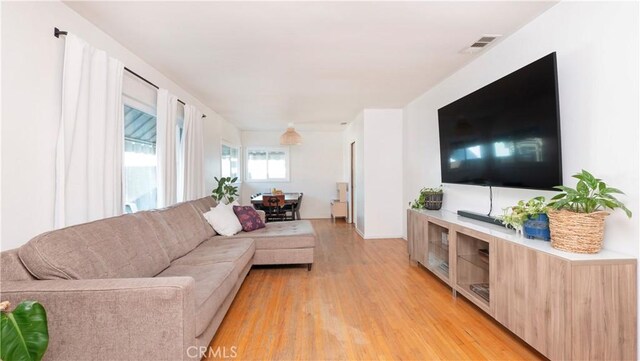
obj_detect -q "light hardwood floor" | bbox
[207,219,544,360]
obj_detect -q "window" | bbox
[221,143,240,180]
[123,102,158,213]
[245,147,290,182]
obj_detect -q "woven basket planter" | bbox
[423,193,443,210]
[547,209,609,254]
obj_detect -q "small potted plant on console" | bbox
[500,203,526,236]
[500,196,550,240]
[546,169,632,254]
[411,186,443,210]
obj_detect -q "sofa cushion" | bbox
[203,203,242,237]
[233,206,265,232]
[171,238,255,272]
[140,202,213,261]
[222,220,316,250]
[18,214,170,280]
[156,262,237,336]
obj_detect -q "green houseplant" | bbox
[211,176,239,204]
[411,186,443,210]
[546,169,632,253]
[500,197,550,240]
[0,301,49,361]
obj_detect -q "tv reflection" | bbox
[448,137,544,169]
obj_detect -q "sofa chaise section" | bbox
[223,220,316,270]
[191,196,316,270]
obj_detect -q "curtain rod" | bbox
[54,27,206,118]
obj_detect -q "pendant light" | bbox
[280,123,302,145]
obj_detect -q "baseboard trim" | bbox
[354,228,403,240]
[363,234,404,240]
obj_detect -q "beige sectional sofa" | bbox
[0,196,316,361]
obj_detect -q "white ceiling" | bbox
[65,1,556,131]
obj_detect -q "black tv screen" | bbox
[438,52,562,190]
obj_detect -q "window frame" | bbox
[221,141,242,183]
[123,94,156,118]
[244,146,291,183]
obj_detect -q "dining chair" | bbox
[285,193,303,221]
[293,193,303,220]
[262,194,286,222]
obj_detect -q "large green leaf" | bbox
[581,169,596,184]
[0,301,48,361]
[554,185,578,194]
[572,173,586,181]
[598,181,607,192]
[576,180,589,195]
[603,187,624,195]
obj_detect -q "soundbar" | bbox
[457,210,505,227]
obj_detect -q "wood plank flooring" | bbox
[207,220,544,360]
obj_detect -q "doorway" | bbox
[350,141,355,224]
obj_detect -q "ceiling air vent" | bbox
[478,36,498,43]
[462,34,502,54]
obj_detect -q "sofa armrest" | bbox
[256,209,266,223]
[0,277,197,361]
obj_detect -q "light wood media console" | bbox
[407,209,637,360]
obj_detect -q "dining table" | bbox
[250,193,301,205]
[251,193,302,221]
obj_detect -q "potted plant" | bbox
[0,300,49,361]
[546,170,632,254]
[500,197,550,240]
[211,176,239,204]
[500,206,526,236]
[411,186,443,210]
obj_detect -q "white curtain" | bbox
[181,104,205,201]
[156,89,178,207]
[55,34,124,228]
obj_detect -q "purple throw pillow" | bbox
[233,206,266,232]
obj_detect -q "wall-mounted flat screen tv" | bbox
[438,52,562,190]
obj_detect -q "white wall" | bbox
[240,130,343,219]
[363,109,404,238]
[402,1,639,352]
[344,109,404,238]
[0,1,240,250]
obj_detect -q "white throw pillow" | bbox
[203,202,242,236]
